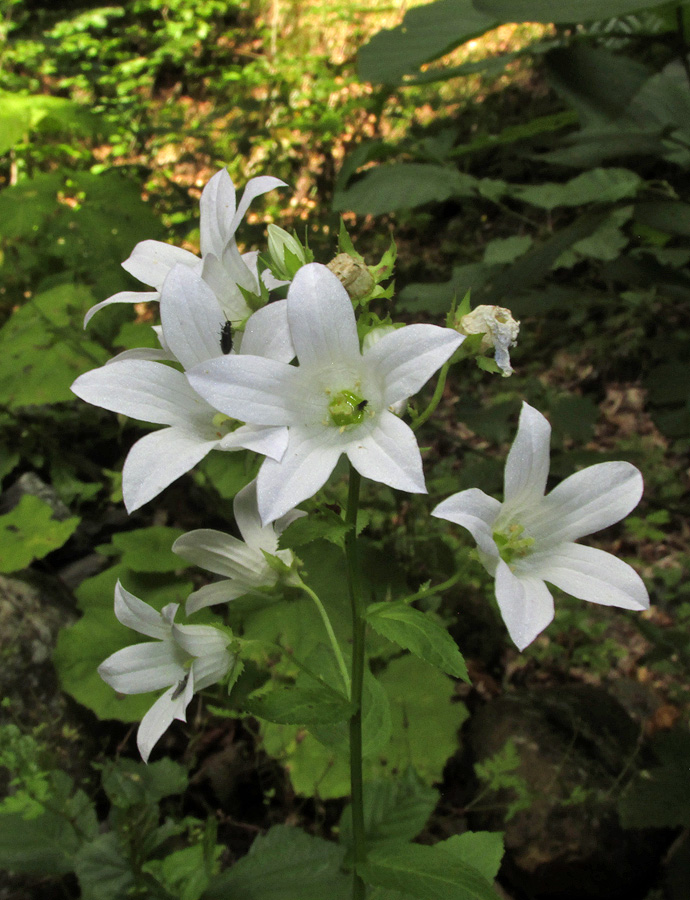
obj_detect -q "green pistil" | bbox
[328,389,368,428]
[493,522,535,566]
[211,413,237,436]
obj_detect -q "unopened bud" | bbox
[267,225,307,279]
[457,305,520,377]
[327,253,375,301]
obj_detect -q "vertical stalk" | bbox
[345,464,366,900]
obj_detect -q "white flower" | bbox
[84,169,286,325]
[188,262,464,524]
[458,305,519,376]
[432,402,649,650]
[98,582,233,762]
[173,479,305,614]
[72,265,293,511]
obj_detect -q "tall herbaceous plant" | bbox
[71,169,649,899]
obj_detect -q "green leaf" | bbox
[482,235,533,265]
[203,825,350,900]
[100,526,186,572]
[358,0,498,85]
[474,0,670,24]
[0,494,80,573]
[366,602,469,682]
[359,842,501,900]
[100,757,188,809]
[339,768,439,850]
[279,507,351,550]
[199,449,257,500]
[73,832,134,900]
[245,681,353,726]
[0,809,82,875]
[334,164,476,216]
[0,92,97,155]
[436,833,504,884]
[510,168,642,210]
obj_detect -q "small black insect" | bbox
[171,673,190,701]
[220,320,234,354]
[356,400,368,412]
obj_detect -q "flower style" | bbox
[98,582,233,762]
[84,169,286,325]
[188,262,465,524]
[432,402,649,650]
[457,304,520,377]
[173,478,305,614]
[72,264,293,511]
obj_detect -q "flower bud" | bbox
[267,225,307,280]
[327,253,375,301]
[456,305,519,377]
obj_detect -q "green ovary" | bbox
[211,413,237,437]
[328,389,368,428]
[493,522,535,566]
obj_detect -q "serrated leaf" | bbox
[366,602,469,682]
[73,831,135,900]
[105,526,186,572]
[100,757,188,809]
[279,508,350,550]
[203,825,350,900]
[437,833,504,884]
[0,494,79,573]
[334,164,476,216]
[359,842,500,900]
[245,682,353,726]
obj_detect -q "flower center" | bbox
[493,522,535,566]
[212,412,239,437]
[328,389,369,428]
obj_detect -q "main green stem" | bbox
[345,464,366,900]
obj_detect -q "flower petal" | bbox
[122,240,200,289]
[256,425,343,524]
[173,528,268,581]
[84,290,159,327]
[495,561,555,650]
[364,324,463,407]
[431,488,502,564]
[532,461,643,545]
[529,542,649,611]
[113,581,170,639]
[240,300,295,363]
[188,355,315,425]
[346,410,426,494]
[192,647,234,692]
[137,684,188,763]
[199,169,237,259]
[217,424,289,461]
[287,263,361,368]
[233,479,276,551]
[185,580,255,614]
[72,359,213,428]
[201,252,253,322]
[122,427,219,512]
[172,622,231,659]
[503,402,551,508]
[230,175,286,238]
[98,642,184,694]
[160,265,225,370]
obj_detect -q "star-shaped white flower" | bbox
[432,402,650,650]
[188,262,465,524]
[72,265,293,511]
[173,478,305,614]
[98,582,233,762]
[84,169,286,325]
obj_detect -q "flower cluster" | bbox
[75,168,649,761]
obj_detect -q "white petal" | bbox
[188,355,316,425]
[192,647,233,691]
[201,252,253,322]
[137,684,189,763]
[532,461,643,545]
[240,300,295,363]
[172,622,231,658]
[287,263,361,368]
[217,424,289,461]
[122,240,201,289]
[431,488,502,564]
[72,359,213,428]
[160,265,225,369]
[363,324,463,407]
[122,427,219,512]
[199,169,237,259]
[185,580,253,614]
[98,642,184,694]
[113,581,170,639]
[230,175,286,237]
[503,403,551,508]
[346,410,426,494]
[495,561,555,650]
[257,426,343,524]
[233,479,276,551]
[529,542,649,611]
[84,290,159,327]
[106,346,173,364]
[173,528,269,581]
